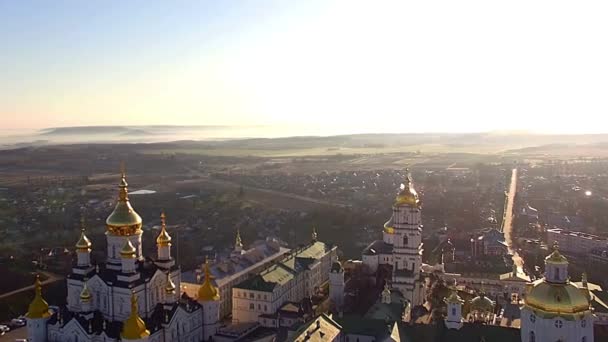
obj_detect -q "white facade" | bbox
[329,261,345,312]
[231,241,337,324]
[520,309,594,342]
[547,228,608,256]
[181,238,289,318]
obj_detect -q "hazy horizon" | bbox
[2,1,608,133]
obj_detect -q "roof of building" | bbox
[235,241,332,292]
[181,239,289,285]
[335,319,520,342]
[292,314,342,342]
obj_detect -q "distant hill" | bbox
[2,125,608,156]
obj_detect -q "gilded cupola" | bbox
[197,258,220,302]
[26,275,51,319]
[156,211,172,246]
[121,292,150,340]
[106,168,143,236]
[120,239,137,259]
[394,169,421,207]
[75,216,92,251]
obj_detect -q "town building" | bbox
[25,170,221,341]
[547,228,608,256]
[181,234,289,318]
[231,231,337,326]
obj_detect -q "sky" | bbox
[1,1,607,134]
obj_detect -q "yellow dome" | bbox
[470,294,495,312]
[394,170,420,207]
[524,279,590,316]
[198,259,219,302]
[106,171,143,236]
[545,245,568,264]
[26,275,51,319]
[75,229,92,251]
[80,281,92,303]
[445,290,465,305]
[121,293,150,340]
[235,229,243,249]
[165,272,176,294]
[120,240,137,258]
[156,211,172,246]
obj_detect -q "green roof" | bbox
[235,241,330,292]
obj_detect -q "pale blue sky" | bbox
[1,1,607,133]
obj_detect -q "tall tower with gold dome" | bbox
[390,169,425,306]
[105,169,144,269]
[521,243,595,342]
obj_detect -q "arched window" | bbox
[452,307,456,316]
[529,331,535,342]
[582,336,587,342]
[581,319,586,328]
[555,267,560,280]
[403,235,409,246]
[555,320,563,328]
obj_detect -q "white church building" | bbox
[26,170,221,342]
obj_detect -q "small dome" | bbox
[165,272,176,294]
[470,294,495,312]
[394,170,420,207]
[198,260,219,301]
[545,247,568,264]
[75,230,92,250]
[445,290,464,305]
[26,275,51,319]
[121,293,150,340]
[156,211,171,246]
[120,240,136,258]
[80,282,92,303]
[384,217,395,234]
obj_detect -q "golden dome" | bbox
[156,211,172,246]
[26,275,51,319]
[394,169,420,207]
[445,290,465,305]
[121,292,150,340]
[165,272,176,294]
[198,259,219,302]
[75,229,92,251]
[545,242,568,264]
[120,240,136,258]
[524,279,590,316]
[80,281,92,303]
[470,294,495,312]
[235,229,243,249]
[383,216,395,234]
[106,170,143,236]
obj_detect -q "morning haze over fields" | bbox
[1,2,608,342]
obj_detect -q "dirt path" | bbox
[0,271,63,300]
